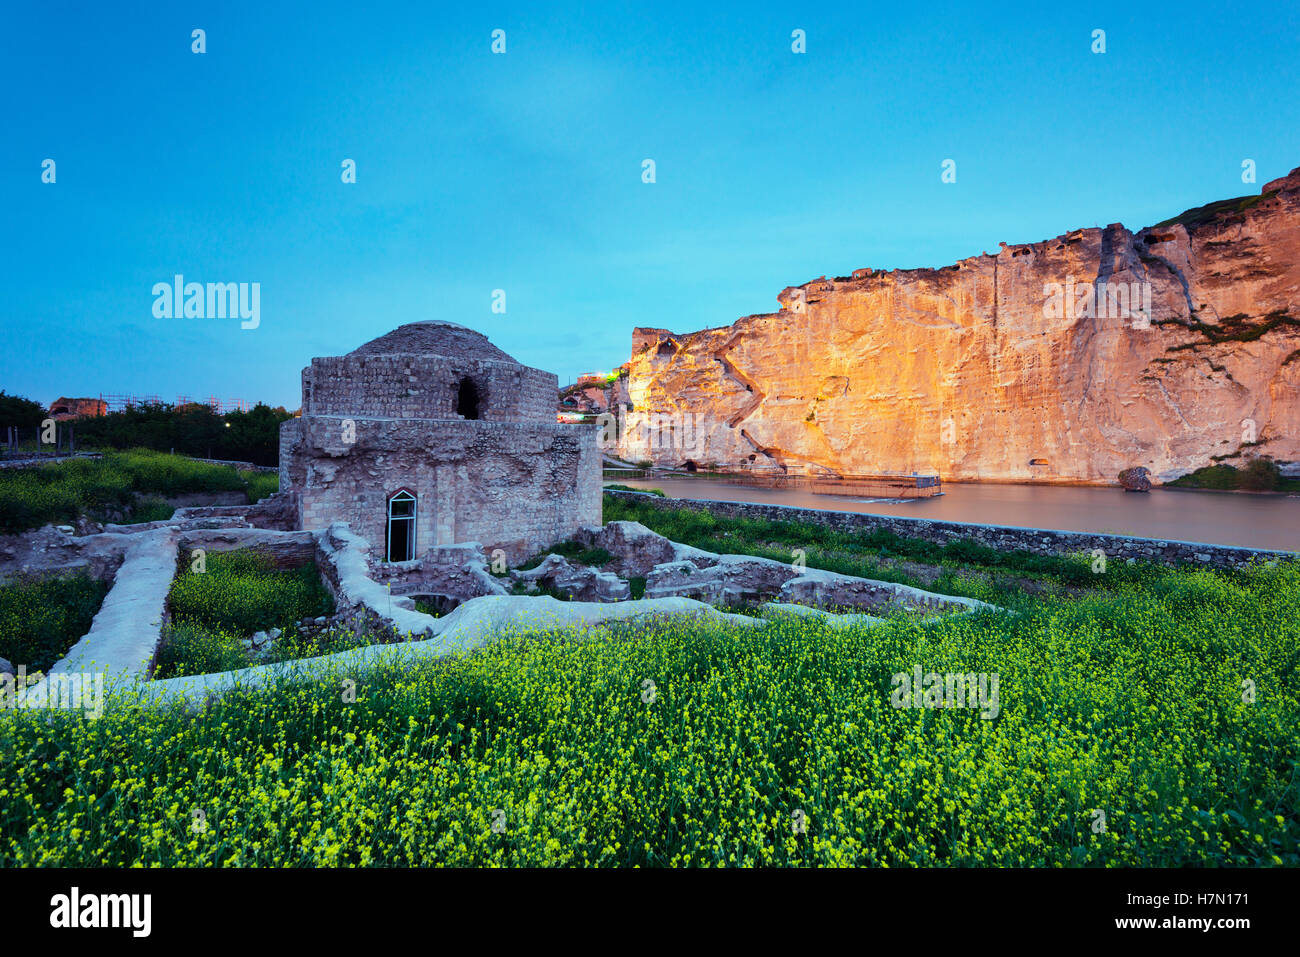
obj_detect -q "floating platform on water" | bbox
[604,469,943,499]
[699,471,943,499]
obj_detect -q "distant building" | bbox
[559,367,630,417]
[278,321,600,563]
[48,397,107,421]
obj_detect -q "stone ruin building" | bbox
[48,397,107,420]
[278,321,601,563]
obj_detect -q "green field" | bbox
[0,449,277,534]
[1,557,1296,866]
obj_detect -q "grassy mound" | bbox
[0,449,272,534]
[1,561,1296,866]
[1153,190,1277,230]
[1167,459,1299,493]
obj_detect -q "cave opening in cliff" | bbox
[684,459,698,472]
[457,377,480,420]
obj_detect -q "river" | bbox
[606,476,1300,552]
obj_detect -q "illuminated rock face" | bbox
[617,169,1300,484]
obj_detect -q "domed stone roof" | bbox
[348,321,519,363]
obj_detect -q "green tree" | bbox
[0,391,46,432]
[175,403,225,459]
[56,400,290,465]
[1239,456,1281,491]
[216,404,293,466]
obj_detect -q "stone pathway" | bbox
[22,526,179,706]
[13,518,1006,714]
[139,593,763,709]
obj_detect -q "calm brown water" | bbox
[608,477,1300,552]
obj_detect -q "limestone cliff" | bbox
[614,168,1300,484]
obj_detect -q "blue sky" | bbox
[3,1,1299,408]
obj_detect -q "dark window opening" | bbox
[457,378,480,420]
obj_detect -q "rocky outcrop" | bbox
[645,557,790,604]
[1117,467,1153,492]
[369,542,511,605]
[589,522,993,614]
[643,552,988,614]
[0,525,130,582]
[513,554,630,602]
[613,168,1300,484]
[572,521,716,577]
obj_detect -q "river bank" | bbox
[605,476,1300,552]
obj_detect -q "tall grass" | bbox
[0,450,266,533]
[0,573,109,671]
[1,561,1296,866]
[241,471,279,504]
[155,549,335,678]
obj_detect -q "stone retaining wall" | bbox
[186,456,278,472]
[605,491,1296,570]
[177,528,318,570]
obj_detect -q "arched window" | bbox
[386,489,417,562]
[457,377,480,420]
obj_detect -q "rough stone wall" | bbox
[616,168,1300,484]
[303,355,556,422]
[279,418,302,490]
[245,490,298,530]
[177,528,318,569]
[605,490,1296,570]
[0,526,128,583]
[294,418,600,562]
